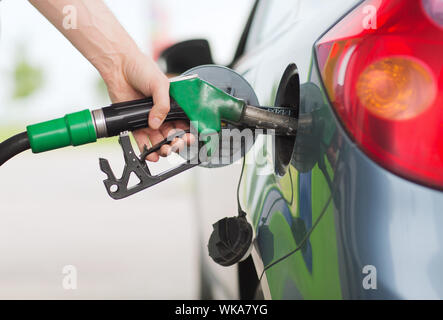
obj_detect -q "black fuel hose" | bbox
[0,132,31,167]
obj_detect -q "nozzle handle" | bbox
[98,98,187,138]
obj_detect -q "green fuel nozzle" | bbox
[25,75,251,154]
[1,66,303,199]
[25,74,301,155]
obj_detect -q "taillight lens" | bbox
[316,0,443,189]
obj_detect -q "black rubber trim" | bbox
[102,98,188,137]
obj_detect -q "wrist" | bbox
[97,49,148,103]
[95,52,127,92]
[92,41,141,87]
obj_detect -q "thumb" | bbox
[124,55,171,130]
[148,76,170,130]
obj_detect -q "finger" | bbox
[183,133,196,145]
[174,121,195,145]
[132,129,160,162]
[159,122,177,157]
[174,120,190,130]
[147,152,160,162]
[164,124,189,153]
[160,144,172,157]
[170,138,185,154]
[132,130,160,163]
[160,122,177,138]
[145,128,165,161]
[149,76,170,130]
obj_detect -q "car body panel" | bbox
[235,0,358,299]
[312,59,443,300]
[236,0,443,300]
[196,0,443,300]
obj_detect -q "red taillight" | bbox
[316,0,443,189]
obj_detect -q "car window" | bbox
[246,0,300,52]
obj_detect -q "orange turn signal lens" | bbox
[356,57,436,120]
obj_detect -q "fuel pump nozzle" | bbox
[0,65,306,199]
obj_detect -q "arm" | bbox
[29,0,183,161]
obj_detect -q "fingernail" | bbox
[151,117,162,129]
[147,154,159,163]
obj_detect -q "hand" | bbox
[29,0,192,161]
[102,52,191,162]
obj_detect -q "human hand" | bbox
[29,0,191,161]
[102,51,191,162]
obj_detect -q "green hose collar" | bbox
[27,110,97,153]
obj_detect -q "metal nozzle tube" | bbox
[240,105,299,136]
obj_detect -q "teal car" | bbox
[162,0,443,300]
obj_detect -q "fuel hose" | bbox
[0,132,31,166]
[0,76,234,167]
[0,97,189,167]
[0,75,301,167]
